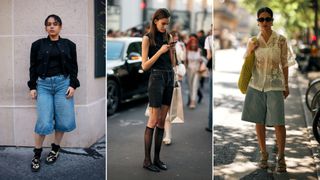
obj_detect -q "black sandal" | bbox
[31,156,41,172]
[45,143,60,164]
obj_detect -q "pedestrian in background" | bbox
[241,7,290,172]
[28,14,80,172]
[141,8,176,172]
[186,36,203,109]
[204,25,213,132]
[163,30,186,145]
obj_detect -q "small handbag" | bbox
[238,52,255,94]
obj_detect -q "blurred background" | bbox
[107,0,212,37]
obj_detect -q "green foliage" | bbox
[239,0,315,38]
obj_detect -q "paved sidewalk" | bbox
[0,136,105,180]
[214,49,318,180]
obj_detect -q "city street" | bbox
[107,78,212,179]
[214,48,319,179]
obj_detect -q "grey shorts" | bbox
[241,87,285,126]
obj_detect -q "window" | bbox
[126,42,142,58]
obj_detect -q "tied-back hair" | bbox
[257,7,273,18]
[147,8,171,46]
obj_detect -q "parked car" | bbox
[107,37,150,115]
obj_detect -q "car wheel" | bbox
[107,80,120,115]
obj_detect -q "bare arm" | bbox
[141,36,170,71]
[206,49,212,60]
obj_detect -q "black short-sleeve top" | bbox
[145,31,172,70]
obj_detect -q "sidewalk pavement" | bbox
[214,49,319,179]
[0,136,105,180]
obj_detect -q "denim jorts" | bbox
[35,75,76,135]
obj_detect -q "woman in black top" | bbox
[141,8,176,172]
[28,14,80,172]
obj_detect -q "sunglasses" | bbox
[257,17,273,22]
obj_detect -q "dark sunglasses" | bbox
[257,17,273,22]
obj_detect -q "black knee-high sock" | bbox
[144,126,154,164]
[154,127,164,162]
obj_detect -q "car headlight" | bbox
[107,69,114,75]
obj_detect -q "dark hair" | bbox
[189,33,198,39]
[257,7,273,18]
[148,8,171,46]
[170,30,181,41]
[44,14,62,26]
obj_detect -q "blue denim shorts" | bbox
[241,87,285,126]
[148,69,174,108]
[35,75,76,135]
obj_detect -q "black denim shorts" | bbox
[148,69,174,108]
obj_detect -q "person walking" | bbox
[141,8,176,172]
[241,7,291,172]
[205,25,213,132]
[28,14,80,172]
[186,36,203,109]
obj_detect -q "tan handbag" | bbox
[169,75,184,123]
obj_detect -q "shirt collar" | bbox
[257,30,277,46]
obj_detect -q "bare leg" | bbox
[34,133,46,149]
[256,123,266,152]
[54,131,64,145]
[274,125,286,172]
[256,123,268,168]
[274,125,286,156]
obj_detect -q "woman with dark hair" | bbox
[241,7,293,172]
[28,14,80,172]
[141,8,176,172]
